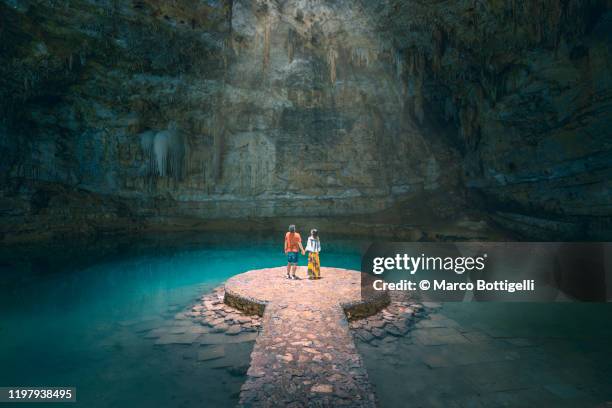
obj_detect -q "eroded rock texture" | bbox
[368,0,612,239]
[0,0,610,242]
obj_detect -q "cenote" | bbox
[2,233,611,407]
[0,232,364,407]
[1,0,611,406]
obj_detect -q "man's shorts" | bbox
[287,251,299,264]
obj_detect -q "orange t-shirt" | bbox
[285,232,302,252]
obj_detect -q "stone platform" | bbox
[224,267,389,407]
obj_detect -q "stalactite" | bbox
[533,3,543,45]
[395,50,404,81]
[408,51,415,76]
[166,122,186,181]
[432,26,445,73]
[153,132,169,177]
[351,47,370,67]
[548,0,563,47]
[263,16,271,70]
[327,47,338,84]
[405,48,426,123]
[211,113,225,181]
[221,37,231,72]
[140,130,156,176]
[459,104,480,150]
[286,28,296,63]
[414,74,424,124]
[226,0,234,35]
[395,50,407,100]
[139,123,187,181]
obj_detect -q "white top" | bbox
[305,237,321,253]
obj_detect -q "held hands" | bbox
[301,250,305,255]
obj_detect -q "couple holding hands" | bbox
[284,224,321,280]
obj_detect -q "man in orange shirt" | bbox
[284,224,305,279]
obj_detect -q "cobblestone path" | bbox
[225,267,378,407]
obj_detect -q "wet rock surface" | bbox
[6,1,609,242]
[364,1,612,239]
[349,293,430,348]
[0,0,468,242]
[136,293,262,350]
[189,286,263,336]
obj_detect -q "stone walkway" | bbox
[224,267,386,407]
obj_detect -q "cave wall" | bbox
[0,0,610,242]
[365,0,612,239]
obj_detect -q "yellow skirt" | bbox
[308,252,320,279]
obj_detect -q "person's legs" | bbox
[287,252,298,279]
[291,263,298,279]
[313,252,320,279]
[307,253,314,279]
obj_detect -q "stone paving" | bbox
[224,267,393,407]
[190,286,263,336]
[349,291,428,344]
[135,286,264,356]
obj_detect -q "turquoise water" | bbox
[0,233,364,407]
[3,234,612,407]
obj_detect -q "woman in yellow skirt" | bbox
[305,229,321,279]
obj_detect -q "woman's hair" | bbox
[310,229,319,239]
[288,224,296,232]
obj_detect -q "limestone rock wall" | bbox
[0,0,610,241]
[364,0,612,239]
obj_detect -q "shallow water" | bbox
[0,232,363,407]
[358,302,612,407]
